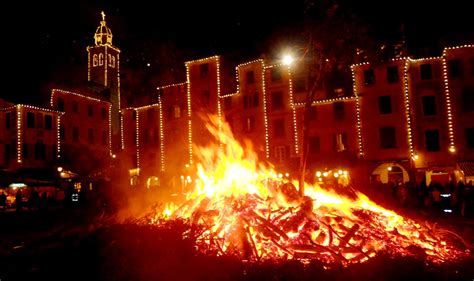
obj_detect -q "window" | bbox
[379,127,396,149]
[273,119,285,138]
[202,90,210,106]
[57,97,64,111]
[244,116,255,133]
[333,102,345,120]
[466,128,474,149]
[309,107,318,121]
[22,143,28,159]
[101,108,107,120]
[87,105,93,117]
[422,96,437,116]
[448,59,463,78]
[5,112,10,129]
[72,101,79,113]
[246,71,255,84]
[274,146,287,162]
[387,66,399,83]
[102,131,107,145]
[309,136,320,154]
[224,97,232,110]
[200,63,209,78]
[253,93,259,107]
[36,113,43,129]
[5,144,11,161]
[271,92,284,110]
[173,105,181,118]
[60,125,65,140]
[88,128,94,144]
[420,63,432,80]
[363,69,375,85]
[73,127,79,142]
[44,115,52,130]
[462,87,474,112]
[333,133,348,152]
[271,68,282,81]
[425,129,440,152]
[34,142,45,160]
[378,96,392,114]
[27,112,35,128]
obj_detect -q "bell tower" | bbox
[87,11,121,144]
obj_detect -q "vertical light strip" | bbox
[135,109,140,172]
[50,90,55,107]
[104,46,108,86]
[109,104,112,155]
[287,65,299,154]
[57,114,61,158]
[87,48,91,81]
[260,60,270,158]
[351,65,364,157]
[442,50,456,153]
[216,56,223,148]
[117,52,121,110]
[120,111,124,149]
[403,60,415,159]
[185,63,193,164]
[158,96,165,172]
[16,105,22,163]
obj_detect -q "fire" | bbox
[148,115,469,264]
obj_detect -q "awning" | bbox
[458,162,474,177]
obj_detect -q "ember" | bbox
[145,115,469,265]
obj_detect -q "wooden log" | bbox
[338,224,360,247]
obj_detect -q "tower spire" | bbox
[94,11,113,46]
[101,11,106,22]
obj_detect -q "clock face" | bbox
[92,53,116,68]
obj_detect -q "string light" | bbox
[220,92,238,98]
[108,104,112,155]
[104,46,108,86]
[261,59,270,158]
[16,105,22,163]
[57,114,61,158]
[442,52,455,152]
[158,96,165,172]
[402,59,415,159]
[216,56,223,148]
[135,109,140,172]
[87,49,91,81]
[156,82,186,90]
[120,111,124,149]
[350,65,364,157]
[117,52,121,110]
[51,89,105,104]
[293,96,356,107]
[287,65,299,154]
[185,62,193,165]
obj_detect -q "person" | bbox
[0,191,7,211]
[15,189,23,212]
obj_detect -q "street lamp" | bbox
[282,55,294,65]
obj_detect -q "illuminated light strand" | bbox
[135,103,161,111]
[52,89,107,103]
[117,52,121,109]
[14,104,63,114]
[402,60,415,159]
[235,59,262,95]
[351,65,364,157]
[216,56,223,148]
[237,59,263,69]
[219,92,238,98]
[158,96,165,172]
[156,82,186,90]
[135,110,140,171]
[442,49,457,153]
[120,112,124,149]
[104,46,108,86]
[185,55,219,65]
[57,114,61,158]
[409,56,442,62]
[185,62,193,164]
[16,105,22,163]
[87,49,91,81]
[444,44,474,51]
[260,59,270,158]
[293,96,356,107]
[264,63,284,69]
[108,104,112,155]
[287,65,299,154]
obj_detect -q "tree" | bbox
[297,0,377,195]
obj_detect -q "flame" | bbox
[149,115,469,264]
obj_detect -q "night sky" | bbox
[1,0,472,105]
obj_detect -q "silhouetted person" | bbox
[0,191,7,211]
[15,189,23,212]
[40,192,48,210]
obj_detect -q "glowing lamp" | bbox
[282,55,294,65]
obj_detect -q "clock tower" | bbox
[87,12,121,145]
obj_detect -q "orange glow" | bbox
[148,115,468,264]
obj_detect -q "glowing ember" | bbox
[148,115,469,264]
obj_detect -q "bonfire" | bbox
[145,116,469,265]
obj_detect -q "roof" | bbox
[458,162,474,177]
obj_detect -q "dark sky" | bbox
[1,0,472,104]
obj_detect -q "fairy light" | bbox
[120,111,124,149]
[135,109,140,171]
[261,59,270,158]
[156,82,186,90]
[402,60,415,159]
[117,52,121,110]
[294,96,356,107]
[57,114,61,158]
[185,62,193,164]
[158,96,165,172]
[287,65,299,154]
[52,89,104,103]
[87,49,91,81]
[350,65,364,157]
[220,93,238,98]
[104,46,108,86]
[16,105,22,163]
[216,56,223,148]
[108,104,112,155]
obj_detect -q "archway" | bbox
[371,163,410,184]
